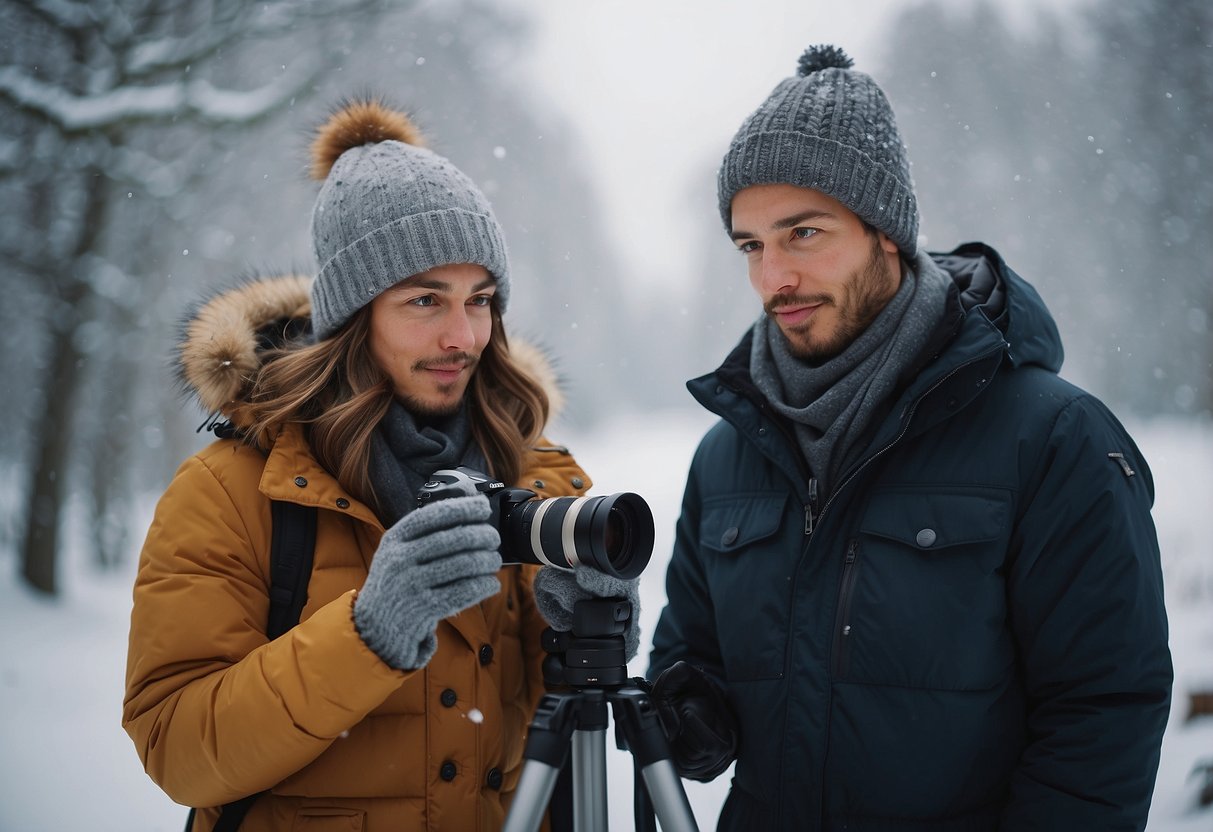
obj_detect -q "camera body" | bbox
[417,466,652,580]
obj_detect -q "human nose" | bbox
[438,306,476,351]
[754,245,797,298]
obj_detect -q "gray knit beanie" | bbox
[718,45,919,256]
[308,98,510,340]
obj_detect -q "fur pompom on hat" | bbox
[308,97,510,340]
[717,45,919,256]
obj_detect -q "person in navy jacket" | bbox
[647,45,1172,832]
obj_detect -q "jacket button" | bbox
[721,527,739,547]
[533,479,545,489]
[479,644,494,665]
[294,476,307,487]
[757,427,767,436]
[916,528,937,547]
[571,477,584,489]
[335,498,350,509]
[486,767,503,790]
[440,688,457,707]
[440,760,457,781]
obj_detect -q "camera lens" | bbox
[499,492,653,580]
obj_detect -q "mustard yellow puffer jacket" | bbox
[124,421,590,831]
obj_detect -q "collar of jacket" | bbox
[259,422,383,531]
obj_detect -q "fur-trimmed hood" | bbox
[178,273,563,428]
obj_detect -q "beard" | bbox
[396,352,479,419]
[765,234,899,364]
[395,391,463,420]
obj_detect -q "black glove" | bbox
[645,661,738,782]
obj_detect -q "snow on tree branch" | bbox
[0,64,316,132]
[20,0,96,32]
[126,0,384,76]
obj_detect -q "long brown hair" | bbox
[240,304,549,514]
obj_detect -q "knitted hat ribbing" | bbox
[717,45,919,256]
[308,99,509,340]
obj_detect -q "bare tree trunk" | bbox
[21,321,81,594]
[89,301,137,570]
[19,180,107,594]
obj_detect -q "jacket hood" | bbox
[178,273,564,428]
[934,242,1063,373]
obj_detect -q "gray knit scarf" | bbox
[368,400,486,525]
[750,251,952,496]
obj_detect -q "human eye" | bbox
[793,227,818,240]
[468,294,494,307]
[736,240,760,254]
[408,294,436,307]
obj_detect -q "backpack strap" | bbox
[266,500,319,640]
[186,499,318,832]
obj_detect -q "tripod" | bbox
[503,599,699,832]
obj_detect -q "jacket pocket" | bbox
[700,492,791,680]
[843,486,1015,690]
[291,807,364,831]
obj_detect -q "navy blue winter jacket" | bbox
[649,243,1172,831]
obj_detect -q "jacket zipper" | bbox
[804,477,819,535]
[831,540,860,678]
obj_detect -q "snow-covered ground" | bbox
[1,409,1209,830]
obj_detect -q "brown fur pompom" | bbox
[309,98,427,180]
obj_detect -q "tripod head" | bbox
[507,599,700,832]
[541,597,632,688]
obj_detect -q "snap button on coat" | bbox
[721,527,740,546]
[440,761,457,781]
[479,644,494,665]
[440,688,457,708]
[486,767,503,790]
[916,528,938,547]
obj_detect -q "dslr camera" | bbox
[417,466,653,580]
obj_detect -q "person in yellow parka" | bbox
[123,98,639,831]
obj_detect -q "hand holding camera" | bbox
[354,494,502,671]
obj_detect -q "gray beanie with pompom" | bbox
[308,98,510,340]
[717,45,919,256]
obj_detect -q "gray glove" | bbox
[355,494,502,670]
[532,565,641,661]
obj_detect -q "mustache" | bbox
[763,292,833,316]
[412,351,480,372]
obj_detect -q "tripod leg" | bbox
[609,687,700,832]
[633,756,658,832]
[572,729,609,832]
[504,693,581,832]
[639,760,698,832]
[503,760,564,832]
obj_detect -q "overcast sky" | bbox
[491,0,1079,297]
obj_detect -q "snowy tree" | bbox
[0,0,380,594]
